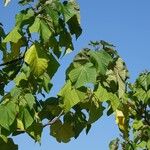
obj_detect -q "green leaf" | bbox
[88,99,105,124]
[0,101,17,130]
[24,43,49,77]
[29,17,52,42]
[133,120,143,130]
[0,138,18,150]
[19,107,34,129]
[14,71,27,86]
[59,31,74,52]
[3,27,22,43]
[58,80,82,112]
[15,8,34,27]
[68,62,97,88]
[94,84,110,102]
[133,88,148,103]
[67,15,82,39]
[39,73,53,93]
[89,50,112,75]
[50,120,74,143]
[63,111,87,138]
[47,54,60,78]
[24,93,35,110]
[62,0,80,23]
[136,72,150,91]
[27,122,43,142]
[109,138,119,150]
[147,140,150,150]
[106,58,128,98]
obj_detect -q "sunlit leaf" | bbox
[24,43,49,77]
[3,27,22,43]
[68,63,97,88]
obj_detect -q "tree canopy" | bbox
[0,0,150,149]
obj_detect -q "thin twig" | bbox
[0,56,24,67]
[43,110,64,128]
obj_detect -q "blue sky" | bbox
[0,0,150,150]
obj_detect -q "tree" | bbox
[0,0,150,149]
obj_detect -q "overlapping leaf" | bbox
[106,58,128,98]
[68,62,97,88]
[24,43,49,77]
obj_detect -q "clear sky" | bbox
[0,0,150,150]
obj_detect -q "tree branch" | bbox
[43,110,64,128]
[0,56,24,67]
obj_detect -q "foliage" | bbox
[0,0,149,149]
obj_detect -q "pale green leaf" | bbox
[24,93,35,110]
[106,58,128,98]
[94,85,110,102]
[29,17,52,42]
[0,101,17,130]
[58,80,81,112]
[3,27,22,43]
[68,62,97,88]
[24,43,49,77]
[15,8,34,27]
[89,50,112,75]
[20,108,34,129]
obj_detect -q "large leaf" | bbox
[58,80,83,112]
[0,137,18,150]
[29,17,52,42]
[19,107,34,129]
[24,43,49,77]
[89,50,112,75]
[88,99,105,124]
[67,15,82,39]
[68,62,97,88]
[3,27,22,43]
[27,122,43,142]
[24,93,35,110]
[62,0,80,23]
[15,8,34,27]
[0,101,17,130]
[50,120,74,143]
[136,72,150,91]
[106,58,128,98]
[94,84,110,102]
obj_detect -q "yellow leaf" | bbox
[115,109,125,131]
[17,119,25,131]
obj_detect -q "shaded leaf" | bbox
[0,138,18,150]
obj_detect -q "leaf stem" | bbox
[43,110,64,128]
